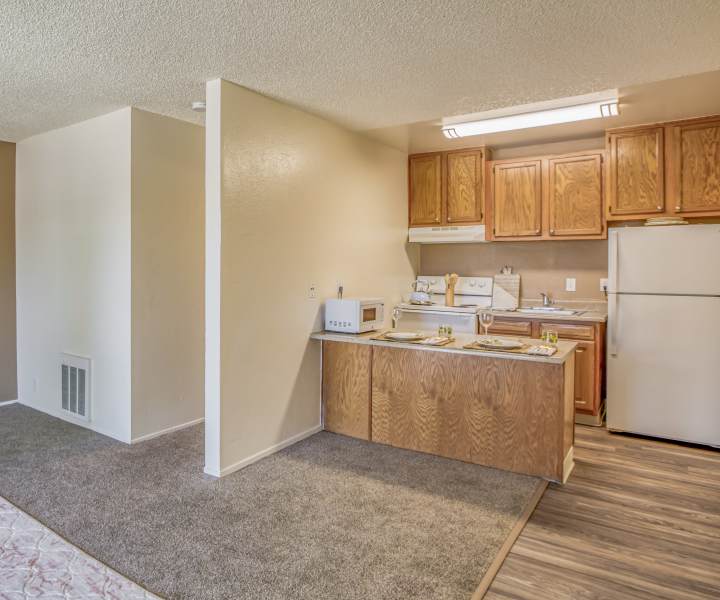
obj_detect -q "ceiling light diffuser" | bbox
[442,92,620,139]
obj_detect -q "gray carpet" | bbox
[0,404,542,600]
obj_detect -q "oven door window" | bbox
[362,307,377,323]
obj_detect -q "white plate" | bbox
[476,336,524,349]
[385,331,425,341]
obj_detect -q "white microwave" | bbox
[325,298,384,333]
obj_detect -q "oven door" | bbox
[395,308,478,334]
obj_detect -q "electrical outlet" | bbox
[565,278,576,292]
[308,283,318,299]
[600,278,608,292]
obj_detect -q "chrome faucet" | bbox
[540,292,553,307]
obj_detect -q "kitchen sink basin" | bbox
[516,307,579,316]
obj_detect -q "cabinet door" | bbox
[548,154,604,237]
[409,154,442,226]
[570,341,595,411]
[668,118,720,215]
[322,341,371,440]
[492,160,542,237]
[607,127,664,217]
[446,149,484,224]
[487,319,533,337]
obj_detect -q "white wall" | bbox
[130,109,205,441]
[16,109,133,441]
[205,80,417,476]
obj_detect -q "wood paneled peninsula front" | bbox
[310,331,576,483]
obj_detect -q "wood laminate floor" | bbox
[485,425,720,600]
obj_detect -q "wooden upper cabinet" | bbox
[668,117,720,215]
[607,127,665,217]
[492,160,542,238]
[548,153,604,237]
[409,154,442,226]
[446,149,484,224]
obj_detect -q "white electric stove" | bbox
[394,275,493,334]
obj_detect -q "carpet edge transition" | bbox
[471,479,548,599]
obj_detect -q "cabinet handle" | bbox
[656,205,662,210]
[535,228,541,234]
[576,347,586,353]
[675,205,681,211]
[550,229,555,235]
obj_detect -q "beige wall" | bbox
[130,109,205,440]
[420,240,608,302]
[205,79,417,475]
[16,109,133,441]
[0,141,16,402]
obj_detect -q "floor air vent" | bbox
[60,354,91,421]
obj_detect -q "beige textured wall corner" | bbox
[0,141,16,402]
[208,79,416,474]
[15,109,132,441]
[131,109,205,440]
[420,240,608,302]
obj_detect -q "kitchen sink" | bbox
[516,307,579,316]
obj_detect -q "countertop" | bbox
[487,308,607,323]
[310,330,576,365]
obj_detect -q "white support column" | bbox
[204,79,222,476]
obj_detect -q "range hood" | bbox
[408,225,488,244]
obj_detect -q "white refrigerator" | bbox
[607,224,720,447]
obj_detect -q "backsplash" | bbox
[419,240,608,302]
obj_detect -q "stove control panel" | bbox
[417,275,493,296]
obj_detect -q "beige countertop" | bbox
[310,330,576,365]
[487,308,607,323]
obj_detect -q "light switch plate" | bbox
[600,278,608,292]
[565,278,576,292]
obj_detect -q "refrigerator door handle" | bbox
[608,293,618,356]
[608,230,619,356]
[609,229,619,293]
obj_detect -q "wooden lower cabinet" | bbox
[487,318,533,336]
[321,341,371,440]
[320,338,576,482]
[569,340,595,411]
[370,346,574,481]
[538,320,605,424]
[488,317,605,423]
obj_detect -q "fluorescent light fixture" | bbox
[442,90,619,139]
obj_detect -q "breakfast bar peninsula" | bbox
[310,331,576,483]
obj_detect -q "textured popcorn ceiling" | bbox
[1,0,720,141]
